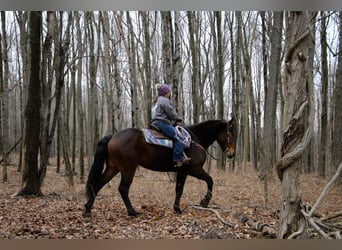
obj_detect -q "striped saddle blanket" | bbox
[141,126,191,149]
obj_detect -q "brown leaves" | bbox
[1,164,341,239]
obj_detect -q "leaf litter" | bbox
[1,162,341,239]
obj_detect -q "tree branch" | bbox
[285,29,310,64]
[308,162,342,217]
[191,205,235,228]
[276,125,312,180]
[289,163,342,239]
[0,137,22,164]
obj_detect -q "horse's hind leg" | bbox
[84,166,118,216]
[118,168,139,216]
[173,172,187,214]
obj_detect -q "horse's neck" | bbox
[188,125,219,149]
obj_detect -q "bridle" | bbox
[189,126,233,160]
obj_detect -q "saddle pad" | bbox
[141,129,173,148]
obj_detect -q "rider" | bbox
[151,83,191,167]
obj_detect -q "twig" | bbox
[293,163,342,239]
[191,205,235,228]
[308,162,342,217]
[0,137,22,164]
[329,231,341,239]
[301,209,331,239]
[319,211,342,222]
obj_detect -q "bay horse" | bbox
[84,118,236,217]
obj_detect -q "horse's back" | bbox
[108,127,175,171]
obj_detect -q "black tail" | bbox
[85,135,113,199]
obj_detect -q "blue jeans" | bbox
[152,120,184,163]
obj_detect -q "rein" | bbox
[186,128,225,161]
[194,142,222,161]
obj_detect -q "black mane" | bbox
[186,119,227,149]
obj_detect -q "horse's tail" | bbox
[85,134,113,199]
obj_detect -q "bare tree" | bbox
[331,11,342,183]
[260,11,283,208]
[75,11,85,183]
[1,11,10,182]
[15,11,42,196]
[277,11,315,238]
[14,11,29,173]
[319,11,329,177]
[187,11,200,124]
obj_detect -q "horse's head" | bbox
[217,117,236,158]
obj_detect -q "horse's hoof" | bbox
[128,211,141,217]
[174,206,182,214]
[82,211,92,218]
[200,200,209,207]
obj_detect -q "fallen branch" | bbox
[319,211,342,222]
[308,162,342,217]
[191,205,235,228]
[289,162,342,239]
[301,209,331,239]
[235,213,277,237]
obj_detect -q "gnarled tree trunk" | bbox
[277,11,315,238]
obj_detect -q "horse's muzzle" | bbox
[224,148,235,158]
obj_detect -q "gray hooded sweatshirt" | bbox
[151,96,182,124]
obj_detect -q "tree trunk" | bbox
[277,11,315,238]
[234,11,243,170]
[0,11,6,181]
[215,11,226,169]
[15,11,29,173]
[188,11,200,124]
[38,11,54,186]
[1,11,10,182]
[141,11,152,127]
[319,11,329,177]
[100,11,111,137]
[227,12,236,171]
[86,11,99,167]
[173,11,183,117]
[260,11,283,208]
[15,11,42,196]
[75,11,85,183]
[125,12,139,128]
[331,11,342,184]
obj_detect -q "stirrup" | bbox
[174,156,191,167]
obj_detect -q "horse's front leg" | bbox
[173,172,187,214]
[190,169,213,208]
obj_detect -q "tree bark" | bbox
[1,11,10,182]
[75,11,85,182]
[260,11,283,208]
[319,11,329,177]
[331,11,342,184]
[188,11,200,124]
[15,11,42,196]
[277,11,315,238]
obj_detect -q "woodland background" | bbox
[0,11,341,239]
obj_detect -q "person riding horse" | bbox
[151,83,191,167]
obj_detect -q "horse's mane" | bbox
[186,119,228,147]
[186,119,227,132]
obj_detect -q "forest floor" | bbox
[0,159,341,239]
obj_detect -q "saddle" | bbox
[141,125,191,149]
